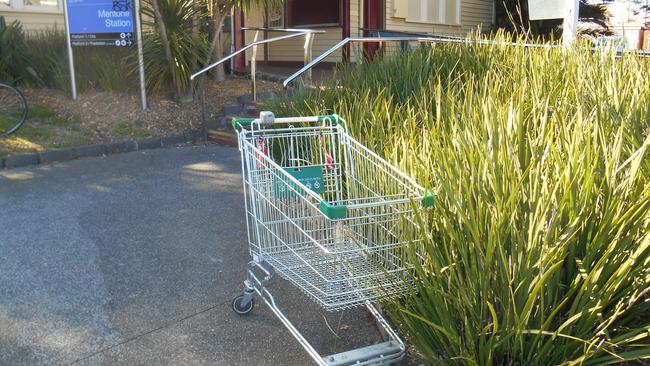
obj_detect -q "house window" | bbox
[287,0,341,27]
[1,0,61,11]
[24,0,59,7]
[393,0,460,25]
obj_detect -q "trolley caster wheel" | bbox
[232,295,254,315]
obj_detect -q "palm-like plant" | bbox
[142,0,209,100]
[142,0,281,99]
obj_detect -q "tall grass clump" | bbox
[268,33,650,364]
[0,20,30,83]
[0,22,135,91]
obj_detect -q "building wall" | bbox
[385,0,493,36]
[266,27,343,63]
[602,1,648,50]
[1,11,64,31]
[243,3,267,63]
[242,2,344,64]
[350,0,360,37]
[240,0,493,66]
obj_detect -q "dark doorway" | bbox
[287,0,342,27]
[363,0,384,59]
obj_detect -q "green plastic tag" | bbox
[275,166,324,198]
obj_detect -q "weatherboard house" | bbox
[232,0,494,70]
[1,0,494,64]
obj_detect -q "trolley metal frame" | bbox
[231,112,432,365]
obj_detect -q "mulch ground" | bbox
[0,76,282,158]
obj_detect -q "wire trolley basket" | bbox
[231,112,432,365]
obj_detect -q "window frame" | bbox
[394,0,461,26]
[1,0,63,14]
[285,0,343,28]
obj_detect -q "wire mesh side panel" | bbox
[240,126,352,310]
[238,125,425,310]
[339,135,422,207]
[241,133,329,258]
[335,133,425,307]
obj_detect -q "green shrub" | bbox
[140,30,208,95]
[72,47,137,92]
[0,20,30,83]
[140,0,209,97]
[18,27,68,89]
[0,24,136,91]
[268,34,650,365]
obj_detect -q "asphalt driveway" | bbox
[0,145,383,365]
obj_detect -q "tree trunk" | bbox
[213,30,226,81]
[210,12,227,81]
[151,0,181,99]
[191,0,199,37]
[196,10,226,95]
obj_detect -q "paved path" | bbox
[0,145,383,365]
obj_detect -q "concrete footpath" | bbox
[0,145,385,365]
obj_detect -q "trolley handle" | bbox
[232,111,340,130]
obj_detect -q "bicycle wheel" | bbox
[0,82,28,137]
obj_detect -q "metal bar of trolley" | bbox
[229,111,432,365]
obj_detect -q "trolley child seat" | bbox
[231,112,433,365]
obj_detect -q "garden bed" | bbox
[0,76,281,158]
[269,38,650,365]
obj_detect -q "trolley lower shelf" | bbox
[233,260,407,366]
[261,245,414,310]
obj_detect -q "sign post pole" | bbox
[134,0,147,109]
[64,0,142,103]
[563,0,579,46]
[62,0,78,100]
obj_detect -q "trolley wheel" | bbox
[232,295,254,315]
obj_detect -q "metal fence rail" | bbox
[191,30,649,97]
[283,35,650,88]
[191,28,323,101]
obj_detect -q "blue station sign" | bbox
[66,0,135,46]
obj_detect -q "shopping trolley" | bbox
[231,111,433,365]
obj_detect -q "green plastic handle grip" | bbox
[231,117,255,129]
[317,114,340,124]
